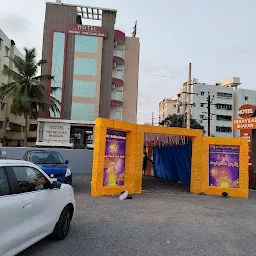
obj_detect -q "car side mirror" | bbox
[50,181,61,189]
[65,160,69,164]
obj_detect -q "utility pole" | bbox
[202,92,215,136]
[186,63,192,128]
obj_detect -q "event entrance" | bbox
[91,118,248,199]
[142,133,192,193]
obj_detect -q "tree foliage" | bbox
[159,114,204,130]
[0,47,60,145]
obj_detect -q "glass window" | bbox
[115,49,123,58]
[74,58,97,76]
[71,102,95,121]
[0,167,9,196]
[115,91,122,100]
[75,35,98,53]
[245,96,248,101]
[0,39,2,50]
[29,152,64,164]
[12,166,49,193]
[50,32,65,118]
[114,111,121,120]
[72,80,96,98]
[113,70,123,80]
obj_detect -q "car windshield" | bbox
[30,152,64,164]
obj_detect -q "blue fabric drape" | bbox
[152,141,192,186]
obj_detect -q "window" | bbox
[29,152,64,164]
[114,111,121,120]
[12,166,49,193]
[29,124,37,131]
[216,115,232,121]
[0,38,3,50]
[75,35,98,53]
[200,115,204,119]
[50,32,66,118]
[217,92,232,99]
[0,121,3,130]
[216,104,232,110]
[73,58,97,76]
[0,167,9,196]
[5,46,9,56]
[115,90,122,100]
[71,102,95,121]
[216,126,232,133]
[245,96,248,101]
[201,92,205,96]
[72,80,96,98]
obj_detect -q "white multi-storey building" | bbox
[159,77,256,138]
[159,98,177,122]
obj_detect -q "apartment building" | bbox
[159,98,177,122]
[159,77,256,137]
[41,1,140,124]
[0,29,38,146]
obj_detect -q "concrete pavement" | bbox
[19,175,256,256]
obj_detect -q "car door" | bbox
[0,166,29,256]
[7,165,61,248]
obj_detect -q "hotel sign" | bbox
[68,24,107,37]
[238,104,256,118]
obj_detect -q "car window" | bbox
[30,152,64,164]
[0,167,9,196]
[12,166,49,193]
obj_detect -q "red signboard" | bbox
[238,104,256,118]
[68,24,107,37]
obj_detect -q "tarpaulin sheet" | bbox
[153,142,192,186]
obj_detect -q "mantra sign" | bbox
[68,24,107,37]
[238,104,256,118]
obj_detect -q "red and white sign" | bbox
[68,24,107,37]
[238,104,256,118]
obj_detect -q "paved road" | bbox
[19,175,256,256]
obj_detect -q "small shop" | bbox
[36,118,95,149]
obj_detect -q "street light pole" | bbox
[186,63,192,128]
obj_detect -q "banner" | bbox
[209,145,239,188]
[103,129,126,187]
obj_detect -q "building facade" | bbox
[42,2,140,124]
[0,29,38,145]
[159,98,177,122]
[159,77,256,138]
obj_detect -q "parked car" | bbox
[0,159,75,256]
[23,150,72,185]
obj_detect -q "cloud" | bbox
[0,13,32,36]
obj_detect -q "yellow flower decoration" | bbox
[211,169,218,177]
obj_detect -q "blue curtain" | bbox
[152,141,192,186]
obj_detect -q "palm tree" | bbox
[0,47,60,146]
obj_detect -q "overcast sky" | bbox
[1,0,255,124]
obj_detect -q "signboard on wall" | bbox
[68,24,107,37]
[103,129,126,187]
[238,104,256,118]
[36,121,73,147]
[209,145,239,188]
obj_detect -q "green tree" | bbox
[0,47,60,146]
[159,114,204,130]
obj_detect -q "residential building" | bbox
[0,29,37,146]
[159,77,256,138]
[41,1,140,124]
[159,98,177,122]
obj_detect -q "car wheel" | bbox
[51,205,72,240]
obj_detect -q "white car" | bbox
[0,159,75,256]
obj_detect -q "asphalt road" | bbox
[19,175,256,256]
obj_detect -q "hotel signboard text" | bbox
[68,24,107,37]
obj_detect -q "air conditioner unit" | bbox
[112,83,116,89]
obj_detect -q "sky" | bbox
[1,0,256,124]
